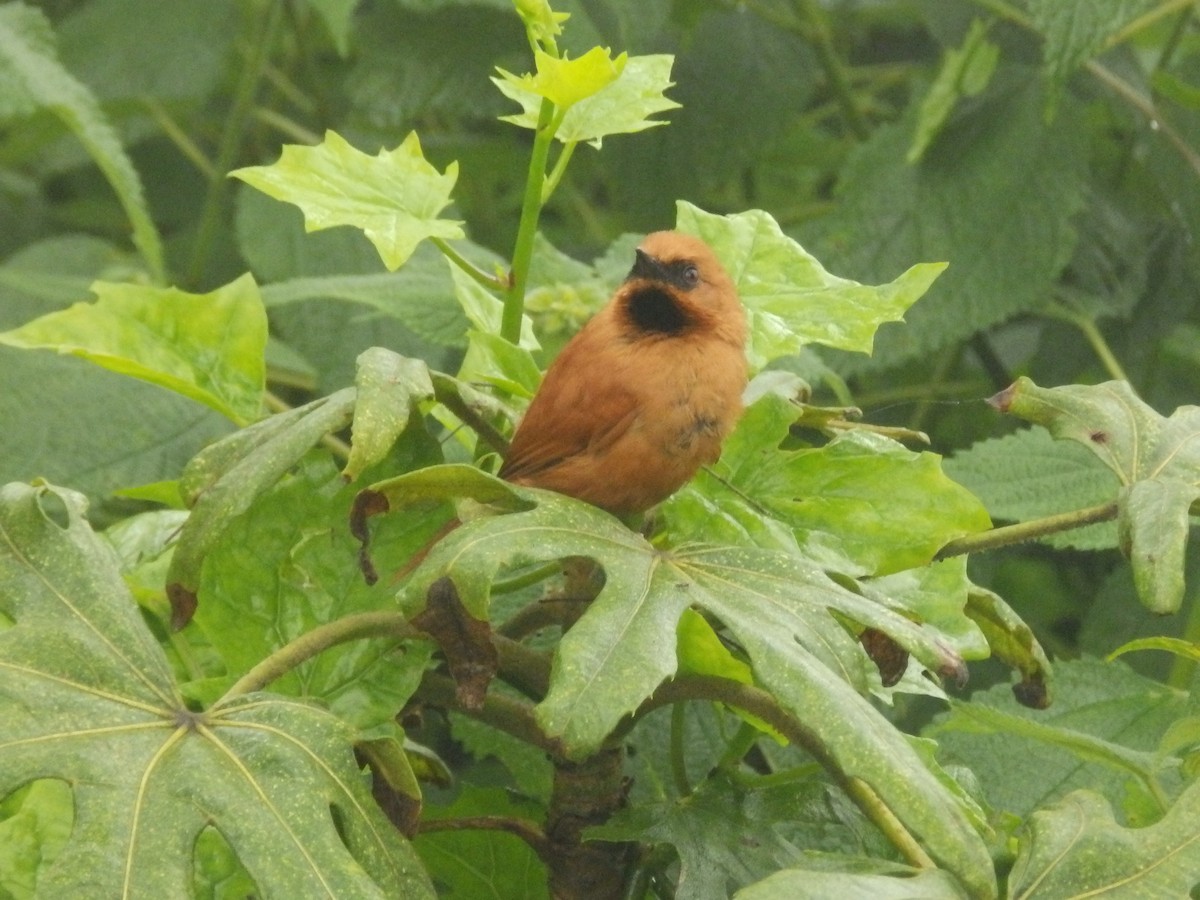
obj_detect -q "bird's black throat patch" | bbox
[626,286,691,335]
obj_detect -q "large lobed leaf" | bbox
[1009,780,1200,898]
[676,203,946,370]
[387,468,995,896]
[663,392,992,577]
[231,130,464,271]
[993,377,1200,612]
[0,274,267,425]
[0,482,433,897]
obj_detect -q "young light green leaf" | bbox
[0,4,164,281]
[512,0,569,46]
[0,482,433,897]
[992,378,1200,612]
[1008,781,1200,898]
[494,54,679,144]
[665,393,991,576]
[344,349,435,482]
[676,203,945,368]
[0,274,267,425]
[531,46,625,109]
[231,131,463,271]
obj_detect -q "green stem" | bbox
[791,0,870,140]
[252,106,321,144]
[670,702,692,796]
[432,237,509,292]
[503,98,558,344]
[542,140,578,203]
[716,720,762,771]
[1110,0,1196,48]
[142,98,215,179]
[1044,304,1130,383]
[186,0,283,288]
[935,501,1120,560]
[215,611,417,704]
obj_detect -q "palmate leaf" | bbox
[0,274,267,425]
[380,467,995,896]
[0,482,432,898]
[676,203,946,370]
[663,392,991,577]
[993,377,1200,612]
[1009,780,1200,898]
[231,131,463,271]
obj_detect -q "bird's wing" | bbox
[499,328,641,483]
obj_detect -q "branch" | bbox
[417,815,551,859]
[935,500,1120,560]
[416,670,565,758]
[216,611,419,703]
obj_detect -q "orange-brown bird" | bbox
[499,231,747,515]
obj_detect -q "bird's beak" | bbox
[629,248,666,282]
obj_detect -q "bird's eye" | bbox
[683,264,700,286]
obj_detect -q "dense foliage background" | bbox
[2,0,1200,897]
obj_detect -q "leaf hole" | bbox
[36,491,71,531]
[193,825,257,894]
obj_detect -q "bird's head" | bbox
[618,231,746,347]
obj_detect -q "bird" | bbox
[499,231,747,516]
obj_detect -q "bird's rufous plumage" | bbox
[499,231,747,515]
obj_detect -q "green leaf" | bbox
[929,658,1189,820]
[1009,780,1200,898]
[302,0,359,55]
[57,0,237,103]
[166,390,357,625]
[260,268,471,349]
[231,131,463,271]
[0,3,164,281]
[414,786,548,899]
[0,482,433,897]
[0,780,72,898]
[993,377,1200,612]
[909,19,999,163]
[665,393,991,576]
[1108,636,1200,666]
[195,455,442,736]
[344,349,435,482]
[494,53,679,145]
[522,46,626,109]
[735,866,966,899]
[397,478,993,894]
[944,426,1120,551]
[512,0,568,46]
[676,203,945,369]
[806,72,1086,369]
[1027,0,1158,87]
[0,274,267,425]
